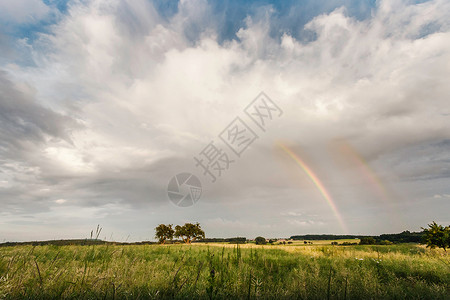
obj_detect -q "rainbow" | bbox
[334,140,404,226]
[278,143,348,233]
[336,141,389,202]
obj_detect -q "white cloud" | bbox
[281,211,303,217]
[0,0,50,24]
[434,194,450,199]
[287,219,326,227]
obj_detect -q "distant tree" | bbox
[331,241,338,245]
[255,236,266,245]
[359,237,376,245]
[155,224,174,244]
[341,242,358,246]
[174,223,205,244]
[379,230,424,243]
[304,241,307,244]
[422,221,450,251]
[379,240,393,245]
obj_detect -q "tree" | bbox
[359,237,376,245]
[359,237,377,245]
[422,221,450,251]
[155,224,174,244]
[174,222,205,244]
[379,240,393,245]
[255,236,266,245]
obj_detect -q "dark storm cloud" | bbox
[0,71,76,159]
[383,139,450,181]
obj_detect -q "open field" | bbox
[245,239,361,246]
[0,243,449,299]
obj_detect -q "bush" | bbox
[422,221,450,251]
[379,240,393,245]
[341,242,358,246]
[359,237,376,245]
[255,236,267,245]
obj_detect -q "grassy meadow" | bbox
[0,242,449,299]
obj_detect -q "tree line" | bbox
[290,229,426,244]
[154,221,450,251]
[290,231,424,243]
[342,222,450,251]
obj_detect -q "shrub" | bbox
[255,236,267,245]
[359,237,376,245]
[422,221,450,251]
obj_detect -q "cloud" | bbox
[434,194,450,199]
[287,219,325,227]
[0,0,50,24]
[281,211,303,217]
[0,71,76,158]
[0,0,449,240]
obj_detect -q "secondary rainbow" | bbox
[278,143,348,233]
[337,141,389,202]
[335,140,404,226]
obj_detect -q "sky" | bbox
[0,0,449,242]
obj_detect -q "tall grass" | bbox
[0,243,448,299]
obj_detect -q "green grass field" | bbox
[0,243,448,299]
